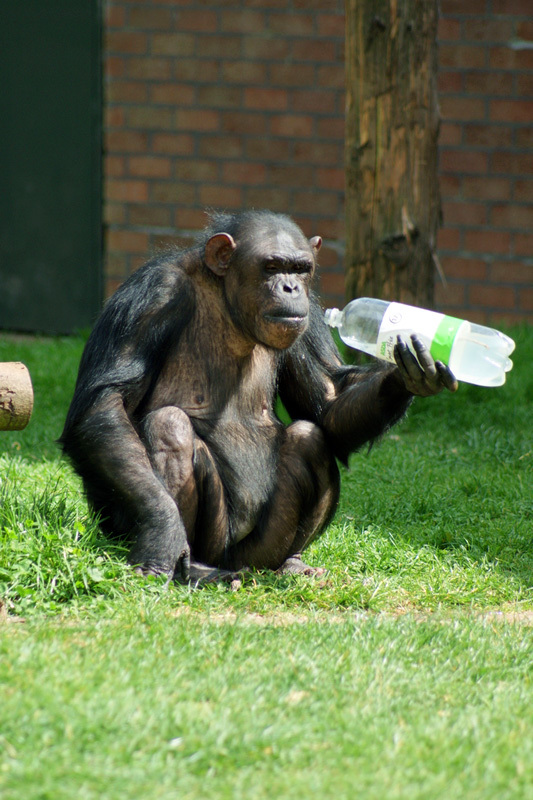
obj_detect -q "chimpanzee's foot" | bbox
[175,560,246,586]
[276,554,327,576]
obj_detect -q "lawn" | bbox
[0,327,532,799]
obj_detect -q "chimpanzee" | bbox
[60,210,457,583]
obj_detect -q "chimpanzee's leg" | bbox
[141,406,236,580]
[225,421,340,572]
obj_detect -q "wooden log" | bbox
[0,362,34,431]
[345,0,440,307]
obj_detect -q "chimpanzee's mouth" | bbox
[264,312,307,328]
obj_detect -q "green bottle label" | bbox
[430,315,464,364]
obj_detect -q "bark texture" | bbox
[345,0,440,306]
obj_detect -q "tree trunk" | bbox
[0,363,34,431]
[345,0,440,307]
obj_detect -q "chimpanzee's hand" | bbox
[393,334,459,397]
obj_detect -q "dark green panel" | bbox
[0,1,102,334]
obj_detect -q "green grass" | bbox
[1,327,532,799]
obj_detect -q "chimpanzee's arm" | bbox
[60,260,196,578]
[278,297,415,463]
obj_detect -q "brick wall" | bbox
[437,0,533,323]
[103,0,533,324]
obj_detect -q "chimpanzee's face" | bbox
[224,222,321,350]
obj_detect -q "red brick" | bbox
[293,40,337,62]
[464,71,513,96]
[463,19,513,42]
[245,138,291,162]
[292,190,340,216]
[518,288,533,311]
[127,106,174,130]
[243,38,290,60]
[439,45,486,70]
[128,156,172,179]
[175,160,219,182]
[439,123,462,146]
[293,140,342,166]
[490,261,533,283]
[269,64,315,87]
[105,107,125,128]
[470,284,515,308]
[105,56,125,79]
[490,100,533,124]
[174,208,209,231]
[492,152,533,175]
[106,81,148,104]
[514,233,533,255]
[438,18,461,41]
[517,21,533,39]
[105,155,125,177]
[107,229,149,253]
[464,230,511,254]
[220,10,265,33]
[151,84,195,106]
[175,10,218,32]
[176,109,220,131]
[440,150,488,174]
[151,33,196,57]
[438,72,463,94]
[440,96,486,121]
[317,117,344,139]
[245,187,291,211]
[129,205,172,228]
[106,5,125,28]
[437,227,461,250]
[128,8,173,29]
[317,65,344,88]
[107,179,149,203]
[516,129,533,148]
[440,175,461,197]
[442,257,488,280]
[441,0,487,11]
[222,162,267,185]
[104,202,126,226]
[267,165,314,188]
[151,182,196,205]
[198,86,242,109]
[317,167,345,191]
[270,114,314,138]
[434,282,467,309]
[201,36,242,59]
[222,62,267,85]
[152,133,194,155]
[490,46,533,70]
[442,201,487,226]
[221,112,268,136]
[106,31,148,55]
[199,135,244,159]
[319,270,346,297]
[270,13,315,36]
[292,89,336,114]
[106,130,149,153]
[464,125,512,148]
[244,88,288,111]
[493,0,533,13]
[175,59,220,82]
[199,185,243,208]
[491,204,533,229]
[127,58,172,81]
[462,177,511,201]
[514,181,533,203]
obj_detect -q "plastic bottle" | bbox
[324,297,515,387]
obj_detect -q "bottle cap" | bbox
[324,308,341,327]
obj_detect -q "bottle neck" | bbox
[324,307,342,328]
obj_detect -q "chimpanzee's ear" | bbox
[309,236,322,254]
[204,233,237,276]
